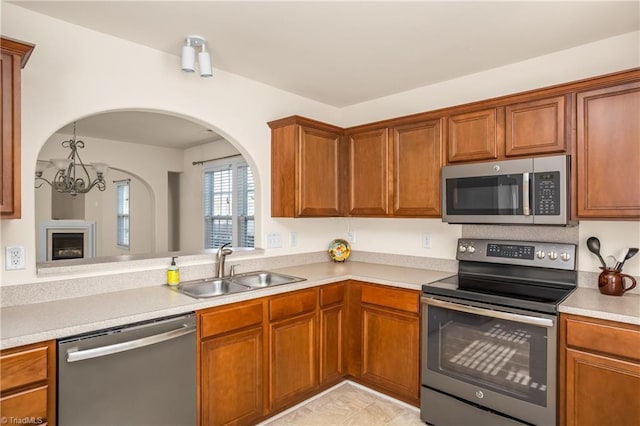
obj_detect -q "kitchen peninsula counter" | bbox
[0,261,454,350]
[4,260,639,350]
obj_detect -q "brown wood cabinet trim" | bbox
[344,67,640,131]
[0,37,35,67]
[267,115,344,134]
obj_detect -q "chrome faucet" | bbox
[215,242,233,278]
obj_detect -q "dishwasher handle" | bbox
[66,323,196,363]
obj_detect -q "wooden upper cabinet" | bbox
[391,119,443,216]
[269,116,344,217]
[347,128,389,216]
[1,37,34,220]
[505,95,568,157]
[576,81,640,218]
[447,107,502,163]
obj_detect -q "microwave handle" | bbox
[523,172,531,216]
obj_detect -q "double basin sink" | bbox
[175,271,306,299]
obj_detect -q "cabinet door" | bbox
[505,95,567,157]
[347,128,389,215]
[391,119,443,216]
[447,108,502,163]
[577,82,640,218]
[1,39,33,219]
[319,304,344,385]
[565,348,640,426]
[269,313,318,410]
[200,327,264,426]
[297,126,343,216]
[360,305,419,404]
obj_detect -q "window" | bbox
[116,180,130,249]
[203,158,254,249]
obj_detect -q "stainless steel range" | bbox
[421,239,577,426]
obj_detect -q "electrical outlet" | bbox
[6,246,26,270]
[347,231,356,244]
[267,232,283,248]
[422,233,432,249]
[289,232,297,247]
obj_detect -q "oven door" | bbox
[441,158,533,224]
[421,296,557,426]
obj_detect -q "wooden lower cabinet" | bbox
[197,281,422,424]
[360,305,420,402]
[268,288,319,411]
[269,312,318,410]
[199,300,265,426]
[319,283,345,385]
[560,313,640,426]
[0,340,56,426]
[349,281,421,406]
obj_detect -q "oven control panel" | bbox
[457,239,576,270]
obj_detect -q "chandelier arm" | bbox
[35,176,53,189]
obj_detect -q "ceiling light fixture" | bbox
[181,35,212,77]
[35,122,108,196]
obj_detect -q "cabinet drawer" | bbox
[269,289,317,322]
[565,316,640,362]
[361,285,419,314]
[0,385,48,420]
[0,346,48,393]
[320,283,344,307]
[200,300,263,339]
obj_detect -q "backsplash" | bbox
[462,224,579,244]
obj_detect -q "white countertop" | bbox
[3,261,639,350]
[0,262,453,350]
[559,287,640,325]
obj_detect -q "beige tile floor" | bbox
[259,381,425,426]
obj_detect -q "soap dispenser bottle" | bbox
[167,256,180,286]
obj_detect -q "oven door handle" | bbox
[422,297,555,328]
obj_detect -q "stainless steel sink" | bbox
[230,271,306,288]
[176,278,249,299]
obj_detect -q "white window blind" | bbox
[203,158,254,249]
[116,180,130,249]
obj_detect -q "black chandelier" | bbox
[35,123,108,195]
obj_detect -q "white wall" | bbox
[0,3,341,285]
[1,3,638,286]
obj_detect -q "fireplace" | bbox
[39,221,96,262]
[51,232,84,260]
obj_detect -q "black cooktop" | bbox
[423,238,578,314]
[423,274,575,314]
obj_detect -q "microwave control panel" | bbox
[534,171,560,215]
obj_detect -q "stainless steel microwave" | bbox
[441,155,570,225]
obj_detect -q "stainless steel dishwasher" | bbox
[58,313,196,426]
